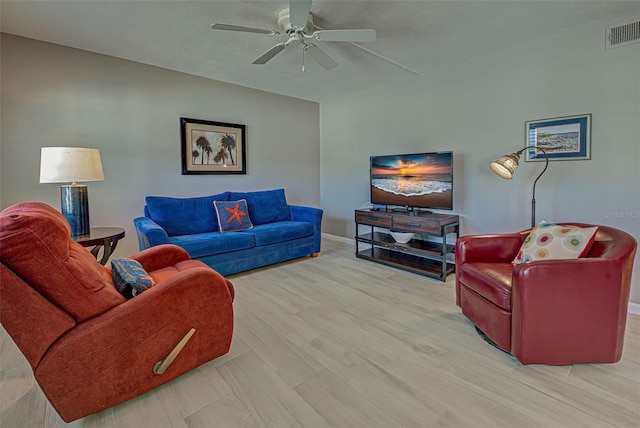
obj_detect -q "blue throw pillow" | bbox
[214,199,254,233]
[145,193,229,236]
[111,258,157,299]
[228,189,291,225]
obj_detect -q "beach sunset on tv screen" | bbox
[370,152,453,210]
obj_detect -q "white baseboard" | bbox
[321,233,640,316]
[322,233,352,244]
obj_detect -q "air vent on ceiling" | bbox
[606,19,640,49]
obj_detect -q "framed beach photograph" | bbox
[525,114,591,161]
[181,117,246,174]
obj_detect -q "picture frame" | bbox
[180,117,246,174]
[524,114,591,161]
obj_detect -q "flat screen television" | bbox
[370,151,453,211]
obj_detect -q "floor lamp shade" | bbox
[40,147,105,236]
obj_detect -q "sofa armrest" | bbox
[34,266,234,422]
[511,258,628,364]
[128,244,191,273]
[455,233,525,265]
[134,217,169,250]
[290,205,323,253]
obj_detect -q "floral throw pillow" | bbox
[513,220,598,264]
[214,199,254,233]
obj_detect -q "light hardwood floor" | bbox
[1,236,639,427]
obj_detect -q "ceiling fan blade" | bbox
[312,29,376,43]
[211,23,279,35]
[305,44,338,70]
[289,0,312,30]
[252,43,287,64]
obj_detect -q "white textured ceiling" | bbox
[2,1,638,102]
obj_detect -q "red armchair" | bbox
[0,202,234,422]
[456,223,637,365]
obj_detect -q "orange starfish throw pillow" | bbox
[214,199,254,232]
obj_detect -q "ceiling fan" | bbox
[210,0,376,70]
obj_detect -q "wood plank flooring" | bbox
[1,236,639,427]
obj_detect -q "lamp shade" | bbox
[489,152,521,180]
[40,147,105,184]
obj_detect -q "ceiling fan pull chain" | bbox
[302,45,306,72]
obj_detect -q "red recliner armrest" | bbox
[127,244,191,273]
[34,266,234,422]
[456,233,525,265]
[511,258,629,365]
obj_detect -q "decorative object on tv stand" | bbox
[389,230,415,243]
[490,146,548,228]
[39,147,105,236]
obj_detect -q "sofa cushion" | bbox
[0,202,125,322]
[242,221,313,247]
[214,199,254,232]
[458,262,514,311]
[111,258,157,298]
[146,193,229,236]
[229,189,291,226]
[168,231,255,259]
[513,221,598,264]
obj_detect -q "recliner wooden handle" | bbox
[153,328,196,375]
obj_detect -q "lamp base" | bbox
[61,185,90,236]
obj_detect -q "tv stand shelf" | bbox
[354,209,459,281]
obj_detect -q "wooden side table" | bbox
[73,227,125,265]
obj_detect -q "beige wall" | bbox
[1,34,320,259]
[320,17,640,302]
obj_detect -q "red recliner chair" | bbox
[0,202,235,422]
[456,223,637,365]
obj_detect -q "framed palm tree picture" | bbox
[180,117,246,174]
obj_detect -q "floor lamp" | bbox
[490,147,549,228]
[39,147,105,236]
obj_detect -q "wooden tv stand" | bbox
[354,209,459,281]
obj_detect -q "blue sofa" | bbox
[134,189,323,276]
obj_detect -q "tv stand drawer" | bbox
[392,216,439,234]
[355,211,392,228]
